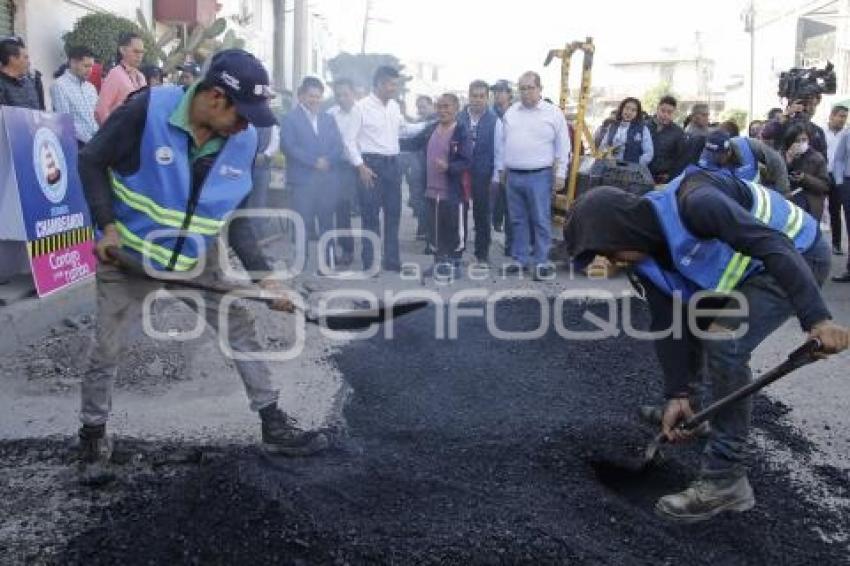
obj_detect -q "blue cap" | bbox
[206,49,277,127]
[700,130,732,165]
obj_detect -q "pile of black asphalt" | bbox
[52,299,849,564]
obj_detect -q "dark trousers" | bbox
[247,165,272,240]
[837,182,850,270]
[291,178,336,265]
[468,176,492,260]
[492,181,508,232]
[335,165,357,256]
[828,176,843,248]
[426,195,463,261]
[357,154,402,270]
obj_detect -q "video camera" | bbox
[777,62,837,101]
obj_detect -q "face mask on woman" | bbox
[790,141,809,156]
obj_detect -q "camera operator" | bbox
[762,92,827,161]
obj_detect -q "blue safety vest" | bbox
[698,136,758,181]
[635,171,817,297]
[110,86,258,271]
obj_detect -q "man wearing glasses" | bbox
[493,71,570,279]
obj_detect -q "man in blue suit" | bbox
[280,76,346,267]
[457,80,499,263]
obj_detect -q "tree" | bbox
[62,12,154,66]
[326,52,404,91]
[641,81,683,122]
[720,108,748,132]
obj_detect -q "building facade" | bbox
[750,0,850,121]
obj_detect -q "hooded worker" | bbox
[563,168,849,522]
[77,49,328,485]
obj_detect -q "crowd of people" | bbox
[4,31,850,284]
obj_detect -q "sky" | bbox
[320,0,751,94]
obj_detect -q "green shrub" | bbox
[62,12,155,65]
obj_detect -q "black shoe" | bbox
[532,264,556,281]
[260,405,329,456]
[833,244,845,256]
[832,271,850,283]
[78,425,116,486]
[493,224,503,233]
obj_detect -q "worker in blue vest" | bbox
[698,129,791,197]
[76,49,328,485]
[563,170,848,522]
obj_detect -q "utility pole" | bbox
[361,0,373,54]
[743,0,756,123]
[293,0,308,88]
[272,0,286,93]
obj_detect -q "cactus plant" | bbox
[133,9,241,74]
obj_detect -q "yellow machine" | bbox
[544,37,597,224]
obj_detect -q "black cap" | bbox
[490,80,512,94]
[700,129,732,165]
[206,49,277,127]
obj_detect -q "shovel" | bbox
[105,248,429,331]
[592,339,823,476]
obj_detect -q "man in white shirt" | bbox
[328,78,362,267]
[825,104,848,254]
[350,66,429,272]
[493,71,570,278]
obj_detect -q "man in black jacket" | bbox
[647,95,685,183]
[0,36,43,110]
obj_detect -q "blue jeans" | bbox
[357,154,402,270]
[506,169,553,267]
[699,237,831,479]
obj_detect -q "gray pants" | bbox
[80,254,280,426]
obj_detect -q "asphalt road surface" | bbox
[34,298,847,565]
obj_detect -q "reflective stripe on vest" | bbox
[112,175,224,236]
[108,86,257,272]
[114,221,198,271]
[715,181,805,292]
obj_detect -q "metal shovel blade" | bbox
[589,339,822,481]
[590,432,666,477]
[316,300,430,331]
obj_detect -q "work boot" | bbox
[260,405,329,456]
[77,424,115,486]
[655,476,755,523]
